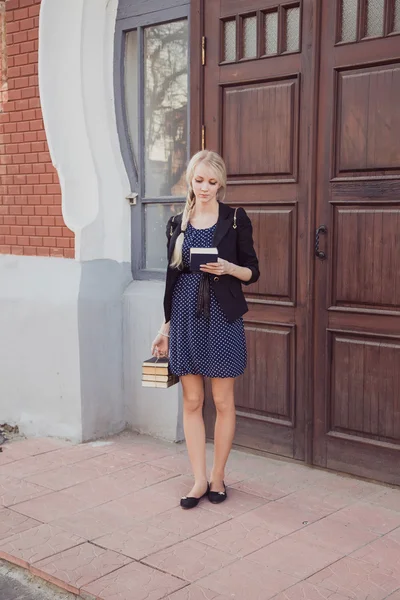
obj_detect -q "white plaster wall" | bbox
[123,281,183,443]
[0,256,82,441]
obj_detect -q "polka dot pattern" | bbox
[169,222,247,378]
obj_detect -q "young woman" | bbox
[151,150,259,509]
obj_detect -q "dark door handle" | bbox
[315,225,327,260]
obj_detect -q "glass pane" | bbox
[341,0,358,42]
[145,203,184,270]
[264,11,278,55]
[144,20,188,198]
[243,15,257,58]
[393,0,400,31]
[366,0,385,36]
[285,6,300,52]
[224,20,236,62]
[124,30,139,174]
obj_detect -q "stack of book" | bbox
[141,357,179,388]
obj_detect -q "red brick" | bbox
[0,246,12,254]
[43,236,55,247]
[28,50,38,63]
[30,119,42,131]
[39,173,52,184]
[18,143,31,153]
[0,226,11,235]
[32,164,45,174]
[50,247,64,257]
[28,216,41,225]
[13,31,28,44]
[21,206,34,215]
[19,164,32,173]
[8,66,21,77]
[24,246,36,255]
[28,4,40,17]
[25,152,38,162]
[11,246,24,255]
[35,226,48,236]
[8,185,20,194]
[31,141,44,152]
[56,237,70,248]
[10,225,23,235]
[20,63,35,77]
[22,226,35,235]
[6,22,20,34]
[37,247,50,257]
[20,18,34,31]
[62,228,74,238]
[29,236,42,246]
[4,215,16,224]
[7,43,22,57]
[16,235,29,245]
[48,206,61,216]
[40,195,53,205]
[15,195,28,205]
[11,132,24,142]
[16,122,30,132]
[26,174,39,184]
[5,235,17,244]
[16,216,29,225]
[14,174,26,184]
[9,206,22,215]
[0,207,9,215]
[8,89,22,101]
[20,40,35,53]
[42,216,54,226]
[49,226,62,237]
[20,184,33,194]
[28,28,38,41]
[21,87,35,98]
[34,206,47,215]
[14,76,30,89]
[28,97,40,108]
[14,8,30,20]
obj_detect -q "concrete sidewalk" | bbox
[0,432,399,600]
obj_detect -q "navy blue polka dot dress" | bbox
[169,222,246,378]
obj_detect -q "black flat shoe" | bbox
[208,482,227,504]
[180,483,210,509]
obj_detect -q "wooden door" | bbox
[313,0,400,485]
[201,0,317,459]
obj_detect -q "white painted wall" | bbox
[123,281,183,442]
[0,256,82,441]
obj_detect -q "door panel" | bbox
[202,0,316,459]
[313,0,400,485]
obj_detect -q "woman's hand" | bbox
[151,333,169,359]
[200,258,233,276]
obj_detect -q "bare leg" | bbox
[210,377,236,492]
[180,374,208,497]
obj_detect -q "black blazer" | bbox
[163,202,260,323]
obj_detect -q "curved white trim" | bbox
[39,0,131,262]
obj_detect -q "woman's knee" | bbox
[213,394,234,414]
[183,393,204,413]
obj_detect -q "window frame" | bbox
[115,3,190,280]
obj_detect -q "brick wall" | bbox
[0,0,74,258]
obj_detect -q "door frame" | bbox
[190,0,322,463]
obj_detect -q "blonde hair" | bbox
[170,150,227,269]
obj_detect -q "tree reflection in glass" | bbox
[144,20,188,198]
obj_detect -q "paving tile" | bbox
[331,501,400,535]
[350,534,400,576]
[193,512,281,557]
[385,591,400,600]
[0,507,40,541]
[246,536,343,579]
[25,463,102,491]
[148,506,230,538]
[0,445,29,466]
[291,515,380,554]
[0,523,85,567]
[102,487,178,521]
[3,438,71,458]
[197,557,299,600]
[0,475,50,507]
[143,539,236,582]
[11,490,84,522]
[367,487,400,513]
[94,518,185,560]
[110,443,182,464]
[273,485,360,514]
[308,474,381,501]
[271,581,353,600]
[149,453,193,475]
[53,505,138,540]
[308,556,400,599]
[0,446,109,479]
[245,497,327,535]
[80,560,185,600]
[107,462,175,494]
[165,585,231,600]
[59,475,134,510]
[230,477,299,501]
[69,451,140,476]
[389,527,400,542]
[202,488,267,519]
[31,542,132,595]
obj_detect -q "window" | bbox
[118,7,189,277]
